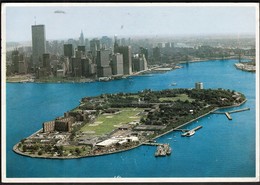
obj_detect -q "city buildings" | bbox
[31,24,46,66]
[11,50,28,74]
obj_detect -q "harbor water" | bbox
[6,59,256,178]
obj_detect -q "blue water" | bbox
[6,59,256,178]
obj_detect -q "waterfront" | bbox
[5,59,256,178]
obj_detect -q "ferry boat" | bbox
[182,130,195,137]
[155,144,171,157]
[155,145,166,157]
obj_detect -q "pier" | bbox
[143,142,172,157]
[212,107,250,120]
[173,129,189,132]
[228,107,250,114]
[143,142,162,146]
[181,126,203,137]
[225,112,232,120]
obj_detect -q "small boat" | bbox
[166,147,172,155]
[170,82,177,86]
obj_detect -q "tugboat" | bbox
[166,145,172,155]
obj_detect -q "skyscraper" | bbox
[90,39,101,59]
[64,44,74,58]
[116,46,132,75]
[32,25,46,66]
[153,47,161,64]
[111,53,123,75]
[96,49,112,77]
[79,30,84,46]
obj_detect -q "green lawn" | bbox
[159,94,195,102]
[80,108,143,136]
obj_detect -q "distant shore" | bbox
[6,57,241,84]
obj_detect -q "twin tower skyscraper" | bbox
[31,24,46,66]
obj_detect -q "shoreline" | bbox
[13,99,247,159]
[6,57,241,84]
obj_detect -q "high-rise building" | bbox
[32,24,46,66]
[77,46,86,54]
[116,46,132,75]
[90,39,101,59]
[140,47,148,61]
[71,57,82,77]
[111,53,124,75]
[100,36,113,49]
[165,42,171,48]
[132,54,147,72]
[153,47,161,64]
[96,49,112,77]
[79,30,84,46]
[18,60,28,74]
[195,82,203,89]
[114,35,119,53]
[64,44,74,58]
[11,50,19,73]
[43,53,51,72]
[139,54,148,71]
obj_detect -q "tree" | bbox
[22,145,27,152]
[75,148,81,155]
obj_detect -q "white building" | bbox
[195,82,203,89]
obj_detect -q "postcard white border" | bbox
[1,2,259,183]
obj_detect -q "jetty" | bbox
[228,107,250,114]
[225,112,232,120]
[143,142,162,146]
[181,125,203,137]
[212,107,250,120]
[143,142,172,157]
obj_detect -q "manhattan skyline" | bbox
[4,3,258,42]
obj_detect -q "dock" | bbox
[212,107,250,120]
[228,107,250,114]
[143,142,162,146]
[173,129,189,132]
[192,125,203,131]
[181,125,203,137]
[225,112,232,120]
[143,143,172,157]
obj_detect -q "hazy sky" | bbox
[4,3,258,42]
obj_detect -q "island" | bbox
[13,88,246,159]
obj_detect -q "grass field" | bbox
[80,108,143,136]
[159,93,195,102]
